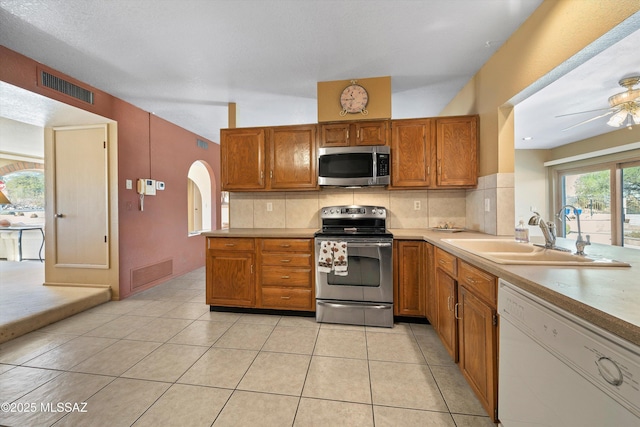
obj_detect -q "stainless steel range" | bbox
[315,205,393,328]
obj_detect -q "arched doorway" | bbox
[187,160,212,234]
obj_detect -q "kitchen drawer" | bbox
[435,247,457,277]
[261,253,311,267]
[261,267,312,287]
[458,261,497,306]
[260,238,312,252]
[208,237,254,251]
[261,288,313,310]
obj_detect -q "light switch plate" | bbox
[125,179,132,190]
[266,202,273,212]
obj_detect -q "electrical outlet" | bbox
[414,200,421,210]
[266,202,273,212]
[485,198,491,212]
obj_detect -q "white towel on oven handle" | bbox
[318,241,333,273]
[333,241,348,276]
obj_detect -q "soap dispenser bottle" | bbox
[515,219,529,243]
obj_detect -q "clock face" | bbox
[340,84,369,114]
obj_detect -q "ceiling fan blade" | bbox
[555,107,613,118]
[561,110,617,131]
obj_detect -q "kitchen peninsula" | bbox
[203,227,640,345]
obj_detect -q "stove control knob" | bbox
[330,209,335,214]
[371,209,377,214]
[378,209,385,215]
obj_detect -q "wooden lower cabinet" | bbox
[206,238,255,307]
[394,240,425,317]
[206,237,314,311]
[430,246,498,422]
[457,285,498,421]
[424,243,436,325]
[258,238,314,311]
[435,268,458,360]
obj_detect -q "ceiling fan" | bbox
[559,76,640,131]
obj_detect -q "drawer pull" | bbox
[225,243,235,247]
[280,244,291,248]
[281,275,290,279]
[438,259,447,265]
[466,276,477,284]
[280,296,291,300]
[280,259,291,263]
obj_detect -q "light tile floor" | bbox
[0,267,496,426]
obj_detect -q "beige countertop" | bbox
[203,227,640,346]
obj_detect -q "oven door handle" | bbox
[317,301,391,310]
[345,242,392,248]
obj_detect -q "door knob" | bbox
[55,213,64,218]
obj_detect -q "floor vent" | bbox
[131,259,173,289]
[40,70,94,104]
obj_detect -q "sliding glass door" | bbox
[557,159,640,249]
[622,162,640,249]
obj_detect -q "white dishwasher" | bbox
[498,279,640,427]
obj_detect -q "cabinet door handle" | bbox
[454,303,461,319]
[270,170,273,179]
[346,130,349,140]
[281,275,290,279]
[260,170,264,180]
[447,296,452,311]
[357,129,360,139]
[280,259,291,263]
[251,264,254,274]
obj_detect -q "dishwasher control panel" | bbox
[498,280,640,418]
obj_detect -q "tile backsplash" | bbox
[229,173,514,235]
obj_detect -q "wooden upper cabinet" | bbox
[269,125,317,190]
[319,120,389,147]
[390,118,434,187]
[319,123,350,147]
[221,128,266,191]
[436,116,478,187]
[354,120,388,146]
[221,125,317,191]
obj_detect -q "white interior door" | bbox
[54,125,109,268]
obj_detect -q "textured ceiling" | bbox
[0,0,543,144]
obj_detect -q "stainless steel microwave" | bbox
[318,145,390,187]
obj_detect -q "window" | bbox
[556,159,640,249]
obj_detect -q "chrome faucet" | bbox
[528,211,557,249]
[556,205,591,255]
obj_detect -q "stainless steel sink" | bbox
[442,238,630,267]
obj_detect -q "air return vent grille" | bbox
[197,139,209,149]
[40,71,94,104]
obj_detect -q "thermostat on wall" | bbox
[156,181,165,190]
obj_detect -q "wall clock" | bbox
[340,81,369,116]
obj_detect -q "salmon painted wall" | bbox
[0,46,221,299]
